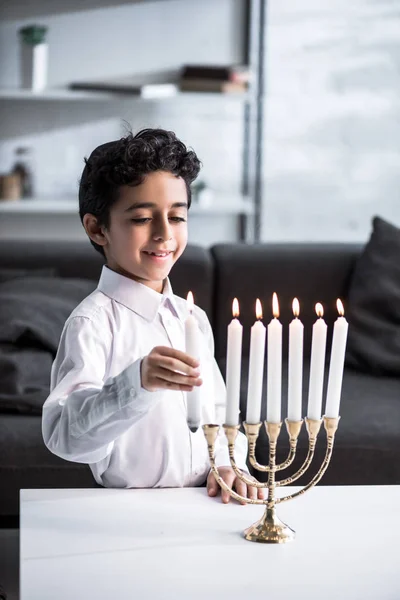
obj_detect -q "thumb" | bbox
[207,472,219,496]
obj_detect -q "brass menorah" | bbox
[203,415,340,543]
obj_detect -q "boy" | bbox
[42,128,262,503]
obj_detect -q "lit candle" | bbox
[267,293,282,423]
[225,298,243,426]
[246,299,266,424]
[288,298,304,422]
[185,291,202,432]
[307,303,327,421]
[325,299,348,418]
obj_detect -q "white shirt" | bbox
[42,265,248,489]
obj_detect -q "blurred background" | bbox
[0,0,399,246]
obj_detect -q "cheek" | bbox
[176,227,188,251]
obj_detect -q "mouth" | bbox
[143,250,172,258]
[142,250,173,261]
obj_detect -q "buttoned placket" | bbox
[158,299,194,485]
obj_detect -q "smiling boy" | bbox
[42,128,263,502]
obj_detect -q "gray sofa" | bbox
[0,238,399,522]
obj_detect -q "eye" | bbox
[131,218,151,224]
[169,217,186,223]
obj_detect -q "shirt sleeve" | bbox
[42,315,163,465]
[196,308,249,473]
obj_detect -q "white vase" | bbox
[21,42,48,92]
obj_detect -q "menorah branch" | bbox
[244,420,303,472]
[222,425,268,489]
[203,424,266,505]
[276,417,322,487]
[276,416,340,504]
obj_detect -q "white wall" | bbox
[262,0,400,243]
[0,0,247,246]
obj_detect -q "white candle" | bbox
[325,299,349,418]
[267,293,282,423]
[288,298,304,422]
[185,291,202,432]
[246,299,266,424]
[225,298,243,426]
[307,303,327,421]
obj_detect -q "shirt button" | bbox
[130,388,137,398]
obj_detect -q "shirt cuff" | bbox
[114,357,163,416]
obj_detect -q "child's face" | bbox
[102,171,188,292]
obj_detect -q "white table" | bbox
[20,486,400,600]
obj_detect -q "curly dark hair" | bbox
[79,128,201,257]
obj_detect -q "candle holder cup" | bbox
[203,415,340,543]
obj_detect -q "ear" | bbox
[82,213,108,247]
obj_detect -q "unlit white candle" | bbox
[225,298,243,426]
[246,299,266,424]
[267,293,282,424]
[288,298,304,422]
[185,292,202,432]
[307,303,327,421]
[325,300,349,418]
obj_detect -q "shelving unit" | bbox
[0,0,266,243]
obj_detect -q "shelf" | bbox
[0,88,248,102]
[0,195,254,216]
[0,88,118,101]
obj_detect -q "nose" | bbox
[152,216,172,242]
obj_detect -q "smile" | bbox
[143,251,173,258]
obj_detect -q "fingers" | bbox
[207,468,266,505]
[257,486,266,500]
[153,366,202,388]
[247,482,258,501]
[142,346,203,392]
[207,472,219,497]
[234,477,248,506]
[152,346,200,370]
[220,470,236,504]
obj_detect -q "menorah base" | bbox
[243,507,295,544]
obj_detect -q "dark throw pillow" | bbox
[0,275,97,414]
[0,276,97,352]
[0,267,57,284]
[346,216,400,375]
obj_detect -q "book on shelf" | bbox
[181,64,250,84]
[179,78,247,94]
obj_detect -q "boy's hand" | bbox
[207,466,265,505]
[141,346,202,392]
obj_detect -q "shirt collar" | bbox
[97,265,184,322]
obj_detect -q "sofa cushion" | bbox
[0,344,53,415]
[0,276,97,414]
[346,216,400,375]
[0,267,57,283]
[0,276,97,351]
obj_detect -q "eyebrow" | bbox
[124,201,188,212]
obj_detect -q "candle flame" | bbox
[337,298,344,316]
[186,291,194,312]
[272,292,280,319]
[232,297,240,318]
[255,298,263,320]
[315,302,324,318]
[292,298,300,317]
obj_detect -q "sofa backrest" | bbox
[0,240,215,323]
[0,239,364,360]
[211,243,363,361]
